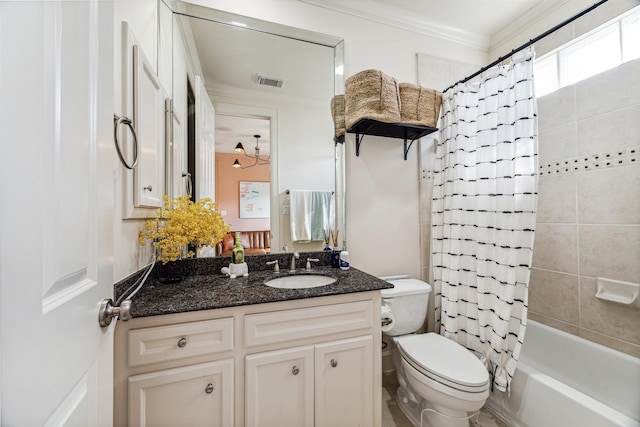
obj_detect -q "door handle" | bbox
[98,299,131,327]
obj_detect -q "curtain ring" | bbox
[113,114,139,170]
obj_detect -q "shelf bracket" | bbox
[403,138,417,161]
[355,133,365,156]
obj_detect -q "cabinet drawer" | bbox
[245,301,373,347]
[128,318,233,367]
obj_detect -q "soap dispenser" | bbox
[339,248,350,270]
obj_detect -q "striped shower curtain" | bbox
[432,47,538,392]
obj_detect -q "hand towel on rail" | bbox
[290,190,313,242]
[289,190,333,242]
[310,191,333,241]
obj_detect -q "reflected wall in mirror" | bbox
[216,115,270,231]
[170,1,345,256]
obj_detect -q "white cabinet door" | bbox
[0,2,114,425]
[133,43,166,209]
[246,346,315,427]
[170,106,189,198]
[194,75,215,201]
[315,336,374,427]
[121,22,167,219]
[128,359,234,427]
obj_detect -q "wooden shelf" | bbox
[346,118,438,160]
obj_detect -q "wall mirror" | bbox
[168,0,345,256]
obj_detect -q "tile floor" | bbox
[381,372,509,427]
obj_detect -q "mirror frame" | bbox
[165,0,346,255]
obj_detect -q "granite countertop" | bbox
[115,251,394,318]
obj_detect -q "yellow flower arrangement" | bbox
[139,195,230,264]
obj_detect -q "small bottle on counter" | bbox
[339,249,350,270]
[232,232,245,264]
[331,248,341,268]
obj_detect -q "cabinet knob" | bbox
[292,366,299,375]
[177,337,187,348]
[330,359,338,368]
[143,185,153,191]
[205,383,214,394]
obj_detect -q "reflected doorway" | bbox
[214,114,271,255]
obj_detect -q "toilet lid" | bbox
[397,333,489,392]
[380,278,431,298]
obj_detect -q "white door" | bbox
[0,2,115,425]
[194,75,216,202]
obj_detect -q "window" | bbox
[534,55,558,97]
[559,24,620,87]
[622,9,640,61]
[534,6,640,97]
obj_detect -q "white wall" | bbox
[186,0,487,277]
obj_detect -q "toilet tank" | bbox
[380,276,431,337]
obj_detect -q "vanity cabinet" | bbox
[114,291,382,427]
[122,318,235,426]
[246,336,373,427]
[244,301,375,427]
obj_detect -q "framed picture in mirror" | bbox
[239,181,270,219]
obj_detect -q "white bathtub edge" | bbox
[487,353,640,427]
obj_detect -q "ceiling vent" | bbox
[256,75,285,88]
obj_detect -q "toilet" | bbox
[380,276,490,427]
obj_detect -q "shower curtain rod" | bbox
[443,0,609,93]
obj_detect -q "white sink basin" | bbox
[265,274,337,289]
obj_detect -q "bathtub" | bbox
[486,320,640,427]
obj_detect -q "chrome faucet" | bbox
[266,260,279,273]
[289,251,299,272]
[306,258,319,271]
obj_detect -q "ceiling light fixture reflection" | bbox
[232,134,270,169]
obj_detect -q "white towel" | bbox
[289,190,333,242]
[290,190,313,242]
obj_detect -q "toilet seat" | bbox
[396,333,490,393]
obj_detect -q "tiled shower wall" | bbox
[529,58,640,358]
[419,58,640,356]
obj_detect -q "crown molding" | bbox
[299,0,490,52]
[489,0,570,54]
